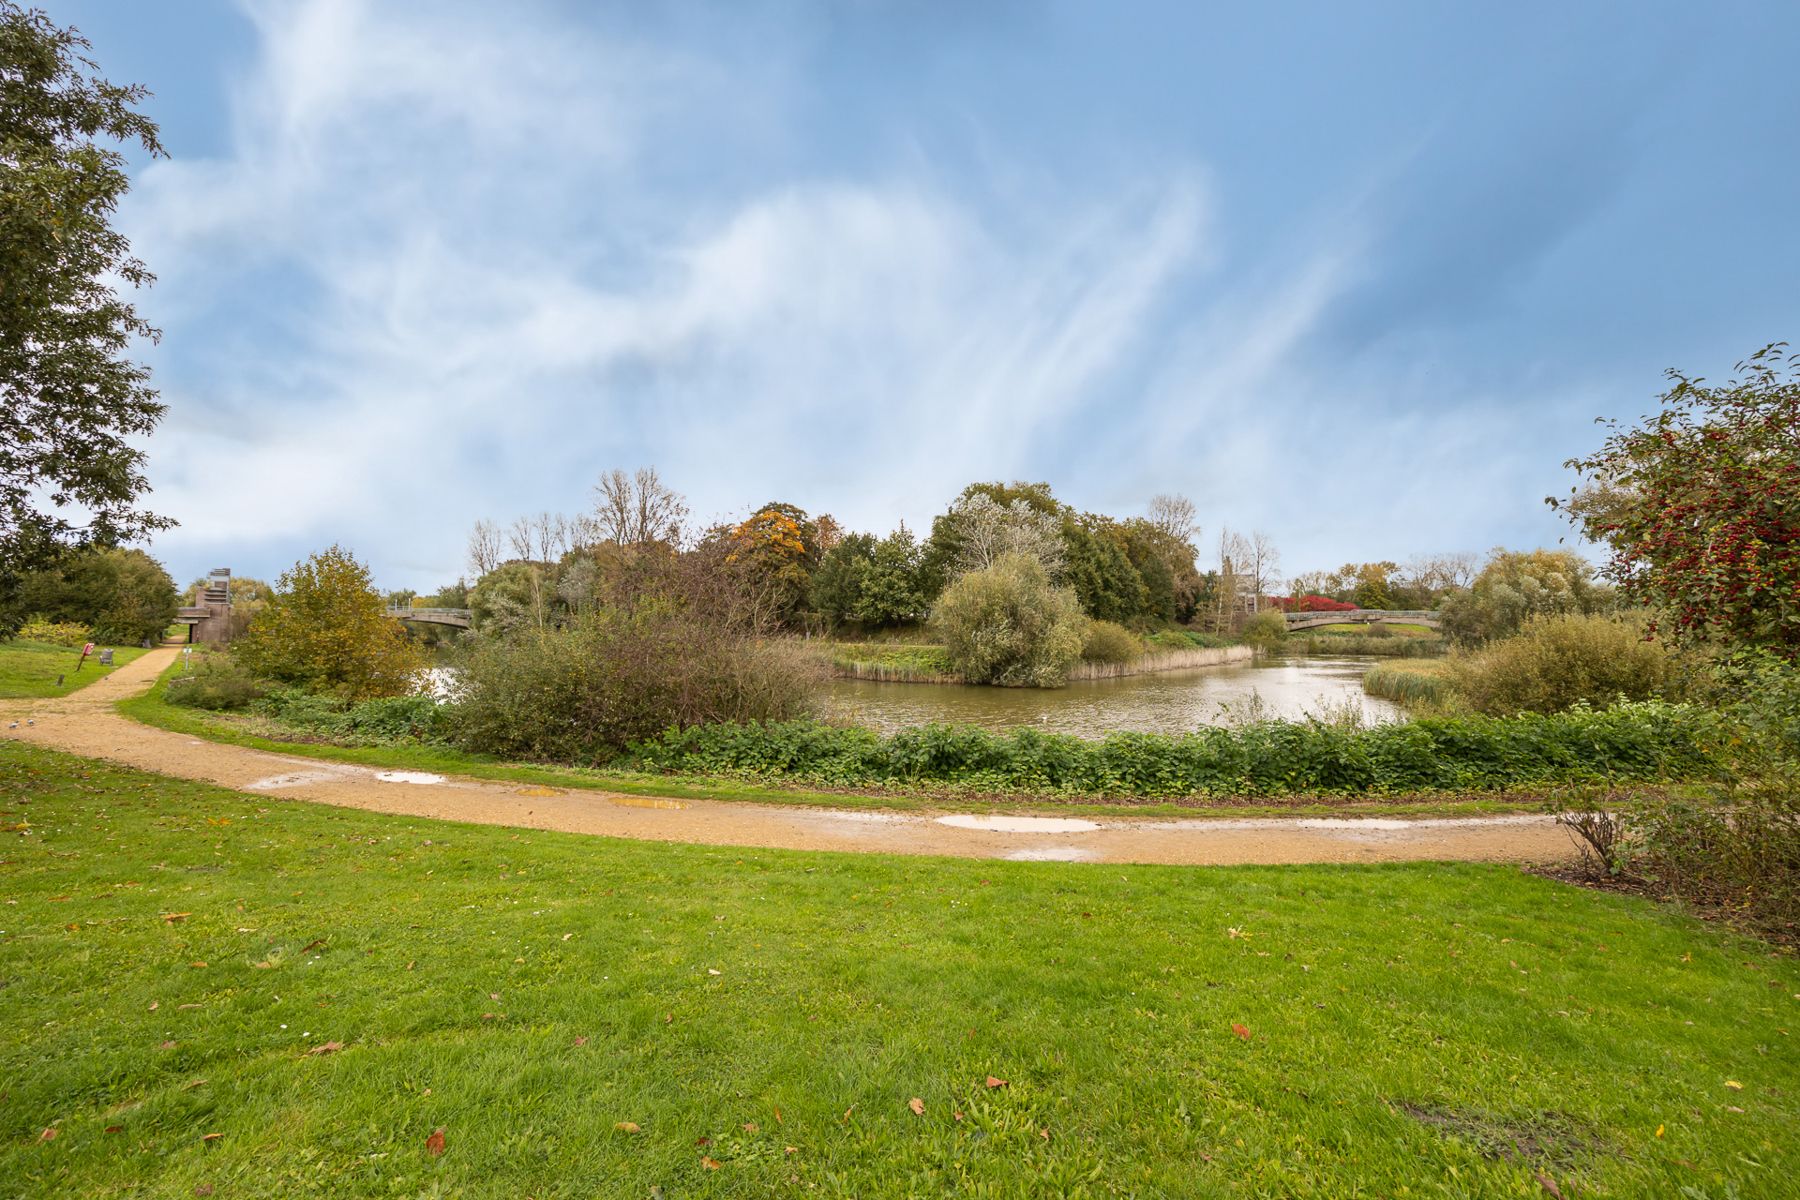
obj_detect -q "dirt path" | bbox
[1,647,1578,867]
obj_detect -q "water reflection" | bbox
[820,656,1401,738]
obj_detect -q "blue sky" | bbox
[54,0,1800,590]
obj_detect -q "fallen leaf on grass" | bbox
[985,1076,1007,1089]
[160,1041,177,1049]
[148,1001,158,1011]
[743,1123,758,1132]
[1534,1169,1564,1199]
[908,1098,925,1116]
[305,1042,343,1056]
[562,933,573,941]
[573,1036,588,1047]
[700,1156,721,1170]
[104,1125,122,1134]
[695,1137,711,1147]
[1655,1124,1665,1138]
[426,1127,446,1157]
[189,962,207,969]
[1039,1128,1051,1141]
[253,961,273,970]
[302,939,327,954]
[1724,1080,1744,1090]
[785,1145,798,1155]
[1232,1024,1252,1040]
[161,913,191,923]
[39,1128,56,1142]
[201,1133,222,1143]
[1726,1105,1745,1114]
[953,1112,964,1122]
[707,968,721,976]
[194,1186,214,1197]
[182,1079,208,1090]
[614,1122,641,1133]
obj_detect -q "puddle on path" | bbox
[935,815,1100,834]
[376,771,446,785]
[608,795,687,811]
[246,771,346,790]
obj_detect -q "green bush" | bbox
[15,617,91,647]
[164,652,268,711]
[1240,610,1287,649]
[1080,619,1143,665]
[449,614,818,763]
[1445,614,1681,715]
[1617,654,1800,933]
[251,689,448,744]
[929,553,1085,687]
[633,701,1715,798]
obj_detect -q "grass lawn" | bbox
[3,742,1795,1198]
[116,661,1560,820]
[0,640,148,700]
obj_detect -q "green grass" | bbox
[3,741,1795,1198]
[1363,659,1458,708]
[0,639,148,699]
[1298,622,1438,638]
[825,642,957,682]
[117,659,1577,820]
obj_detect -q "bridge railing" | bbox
[386,606,473,620]
[1281,608,1438,623]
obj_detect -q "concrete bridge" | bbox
[386,606,473,629]
[1282,608,1440,632]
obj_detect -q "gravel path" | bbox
[1,646,1577,867]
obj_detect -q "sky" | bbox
[50,0,1800,591]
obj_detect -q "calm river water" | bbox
[820,655,1401,738]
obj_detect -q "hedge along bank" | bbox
[631,701,1716,797]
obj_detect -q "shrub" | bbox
[164,652,267,710]
[633,701,1716,797]
[1445,613,1681,715]
[1240,610,1287,649]
[250,688,447,744]
[1618,654,1800,933]
[929,553,1085,687]
[451,616,817,763]
[235,546,426,700]
[1080,620,1142,665]
[15,617,91,647]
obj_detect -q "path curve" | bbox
[1,647,1577,867]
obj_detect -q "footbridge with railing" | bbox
[1282,608,1440,632]
[386,606,473,629]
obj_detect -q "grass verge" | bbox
[2,741,1794,1197]
[0,640,148,699]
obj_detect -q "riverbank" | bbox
[0,648,1594,861]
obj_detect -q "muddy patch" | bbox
[1398,1101,1594,1173]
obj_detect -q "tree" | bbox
[1437,548,1606,646]
[1555,343,1800,661]
[1060,512,1145,623]
[466,519,503,577]
[810,532,875,627]
[593,466,687,548]
[13,544,173,642]
[235,546,426,699]
[930,552,1085,687]
[722,502,819,625]
[1,4,170,622]
[1145,493,1199,546]
[855,526,928,626]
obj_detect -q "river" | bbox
[820,655,1401,738]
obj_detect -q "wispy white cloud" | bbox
[126,0,1216,584]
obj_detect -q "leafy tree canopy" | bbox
[1555,343,1800,661]
[235,546,426,700]
[1,3,170,612]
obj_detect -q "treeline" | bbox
[1,547,177,645]
[456,475,1262,638]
